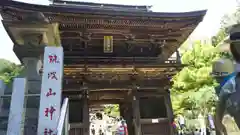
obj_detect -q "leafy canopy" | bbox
[171,41,220,117]
[0,59,23,84]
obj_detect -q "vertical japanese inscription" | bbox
[44,106,56,120]
[37,47,63,135]
[46,88,56,97]
[48,72,58,80]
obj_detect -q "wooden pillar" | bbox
[120,102,134,135]
[83,90,89,135]
[132,90,142,135]
[119,103,125,117]
[164,92,174,135]
[125,103,134,135]
[176,49,181,64]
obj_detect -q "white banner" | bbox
[37,46,63,135]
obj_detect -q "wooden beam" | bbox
[56,20,198,29]
[61,36,177,42]
[60,29,182,38]
[89,99,123,105]
[62,47,161,57]
[63,56,182,65]
[63,79,171,90]
[64,63,184,68]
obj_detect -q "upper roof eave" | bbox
[0,1,207,18]
[52,0,152,9]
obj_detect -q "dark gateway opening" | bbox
[69,99,83,123]
[140,96,167,119]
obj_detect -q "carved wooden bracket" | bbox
[21,33,45,46]
[149,34,166,49]
[3,21,61,46]
[124,34,135,40]
[124,34,136,52]
[22,12,49,23]
[80,33,93,42]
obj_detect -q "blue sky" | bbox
[0,0,238,64]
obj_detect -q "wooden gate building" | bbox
[0,1,206,135]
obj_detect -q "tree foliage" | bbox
[212,28,227,47]
[221,8,240,31]
[0,59,23,84]
[171,41,220,118]
[104,104,120,117]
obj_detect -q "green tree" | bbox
[221,8,240,31]
[212,28,227,47]
[104,104,120,117]
[171,41,220,118]
[0,59,23,84]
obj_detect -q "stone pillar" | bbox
[132,90,141,135]
[0,80,6,112]
[7,78,27,135]
[22,57,42,82]
[82,90,89,135]
[0,80,6,135]
[22,57,42,135]
[37,47,63,135]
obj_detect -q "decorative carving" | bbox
[22,12,49,23]
[36,59,43,75]
[78,33,92,42]
[22,33,44,46]
[124,34,135,52]
[124,34,135,40]
[83,33,93,41]
[149,35,166,48]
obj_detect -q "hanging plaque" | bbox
[103,36,113,53]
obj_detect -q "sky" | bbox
[0,0,238,64]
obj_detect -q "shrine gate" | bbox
[0,0,206,135]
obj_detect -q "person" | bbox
[91,125,96,135]
[207,114,216,135]
[213,36,240,135]
[212,58,235,135]
[116,118,128,135]
[178,115,185,129]
[178,115,185,135]
[208,114,215,130]
[171,117,178,135]
[206,127,210,135]
[99,125,103,135]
